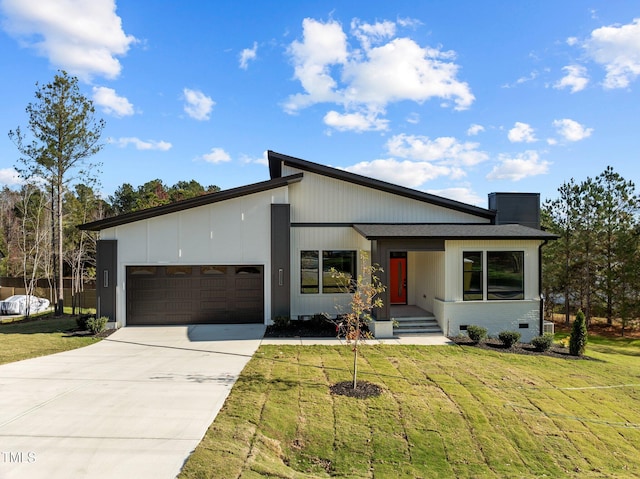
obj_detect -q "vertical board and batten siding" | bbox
[282,166,491,224]
[407,251,445,313]
[98,187,289,325]
[290,226,370,318]
[444,239,542,301]
[437,239,544,341]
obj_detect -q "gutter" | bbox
[538,240,549,336]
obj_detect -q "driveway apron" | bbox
[0,324,264,479]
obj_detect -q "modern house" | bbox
[80,150,556,341]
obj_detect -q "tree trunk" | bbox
[56,180,64,316]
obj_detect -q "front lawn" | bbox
[0,316,100,365]
[180,341,640,478]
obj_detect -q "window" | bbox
[463,251,525,301]
[487,251,524,300]
[463,252,483,301]
[300,250,356,294]
[322,251,356,293]
[300,251,319,294]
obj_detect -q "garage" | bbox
[126,265,264,325]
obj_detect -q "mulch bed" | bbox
[265,319,339,338]
[448,336,587,359]
[330,380,383,399]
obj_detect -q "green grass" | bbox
[0,316,100,365]
[180,340,640,479]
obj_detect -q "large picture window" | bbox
[463,251,524,301]
[463,252,483,301]
[487,251,524,300]
[322,251,356,293]
[300,251,319,294]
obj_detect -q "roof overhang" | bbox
[80,173,303,231]
[353,223,559,240]
[268,150,496,221]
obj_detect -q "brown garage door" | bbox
[126,265,263,325]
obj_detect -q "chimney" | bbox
[488,193,540,229]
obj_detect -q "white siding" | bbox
[290,226,370,318]
[444,239,542,301]
[99,187,289,326]
[433,239,544,342]
[408,251,444,313]
[283,166,489,224]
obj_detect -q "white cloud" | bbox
[426,187,484,206]
[406,112,420,124]
[386,134,488,166]
[584,18,640,89]
[240,151,268,165]
[0,167,22,186]
[502,71,538,89]
[323,110,389,132]
[0,0,136,80]
[183,88,215,120]
[553,118,593,141]
[284,17,474,129]
[350,18,396,50]
[467,124,485,136]
[113,137,172,151]
[199,147,231,164]
[487,151,550,181]
[508,122,537,143]
[567,36,579,46]
[92,86,134,117]
[239,41,258,69]
[554,65,589,93]
[344,158,451,188]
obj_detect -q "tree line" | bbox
[542,166,640,333]
[1,71,219,315]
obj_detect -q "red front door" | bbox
[390,256,407,304]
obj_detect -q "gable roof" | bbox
[353,223,558,240]
[267,150,496,221]
[79,173,303,231]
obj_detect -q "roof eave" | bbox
[80,173,303,231]
[268,150,495,220]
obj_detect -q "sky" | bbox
[0,1,639,208]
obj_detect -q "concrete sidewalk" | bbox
[0,324,264,479]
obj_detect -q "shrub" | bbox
[498,330,521,348]
[531,333,554,352]
[86,316,108,335]
[76,315,91,330]
[272,315,290,329]
[466,325,487,343]
[569,310,588,356]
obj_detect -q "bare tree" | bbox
[15,184,50,317]
[9,71,105,315]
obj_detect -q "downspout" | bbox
[538,240,549,335]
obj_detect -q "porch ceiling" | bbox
[353,223,558,240]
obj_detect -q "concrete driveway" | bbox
[0,324,265,479]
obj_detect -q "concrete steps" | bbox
[392,315,442,335]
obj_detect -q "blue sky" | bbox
[0,1,639,207]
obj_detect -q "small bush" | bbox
[86,316,108,335]
[531,333,554,352]
[76,315,91,330]
[466,325,487,343]
[272,315,290,329]
[310,313,329,327]
[569,310,588,356]
[498,330,521,348]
